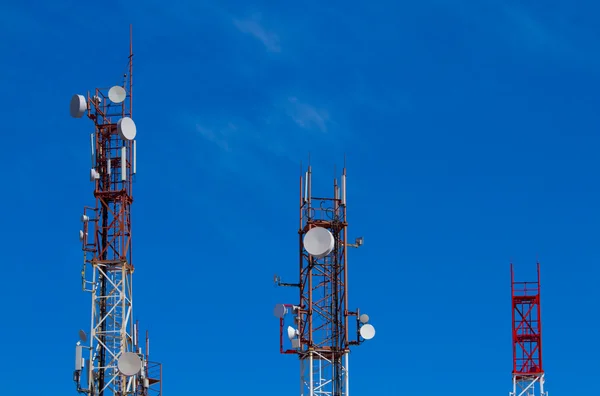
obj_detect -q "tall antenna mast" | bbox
[70,25,163,396]
[274,162,375,395]
[510,262,547,396]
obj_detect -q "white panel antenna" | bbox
[121,147,127,181]
[341,174,346,205]
[133,140,137,175]
[303,227,335,259]
[108,85,127,104]
[360,324,376,340]
[90,133,95,168]
[117,352,142,376]
[304,172,308,202]
[70,94,87,118]
[75,345,83,371]
[117,117,137,141]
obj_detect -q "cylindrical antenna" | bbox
[341,173,346,206]
[133,322,137,347]
[90,133,95,168]
[121,147,127,181]
[146,330,150,360]
[133,140,137,175]
[307,166,312,205]
[304,172,308,202]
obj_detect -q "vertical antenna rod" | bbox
[70,26,162,396]
[274,159,375,395]
[510,262,548,396]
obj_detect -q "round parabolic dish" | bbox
[303,227,335,259]
[359,314,370,324]
[70,94,87,118]
[78,329,87,342]
[360,324,376,340]
[273,304,287,318]
[117,117,137,140]
[117,352,142,376]
[108,85,127,104]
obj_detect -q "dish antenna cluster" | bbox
[70,83,138,190]
[70,25,162,396]
[274,164,376,395]
[70,86,137,138]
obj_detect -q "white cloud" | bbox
[195,123,235,152]
[285,97,330,132]
[233,15,281,53]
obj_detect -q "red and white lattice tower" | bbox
[510,262,548,396]
[70,25,162,396]
[274,164,376,396]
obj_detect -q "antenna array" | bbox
[274,164,375,395]
[70,26,162,396]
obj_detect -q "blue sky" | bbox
[0,0,599,394]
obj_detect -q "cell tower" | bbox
[510,262,547,396]
[274,163,376,396]
[70,25,162,396]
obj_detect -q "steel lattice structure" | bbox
[72,26,162,396]
[275,164,375,396]
[510,263,547,396]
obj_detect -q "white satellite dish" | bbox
[273,304,288,318]
[303,227,335,259]
[359,314,370,324]
[78,329,87,342]
[287,326,298,340]
[70,94,87,118]
[108,86,127,104]
[117,352,142,376]
[117,117,137,141]
[360,324,376,340]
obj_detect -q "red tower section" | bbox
[510,262,547,396]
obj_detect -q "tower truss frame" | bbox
[72,26,162,396]
[510,262,547,396]
[275,164,374,396]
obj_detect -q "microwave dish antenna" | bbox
[108,85,127,103]
[360,324,376,340]
[117,117,137,141]
[274,304,288,318]
[117,352,142,376]
[303,227,335,259]
[70,94,87,118]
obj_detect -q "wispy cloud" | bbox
[181,94,336,176]
[233,15,281,53]
[284,97,330,132]
[194,122,237,152]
